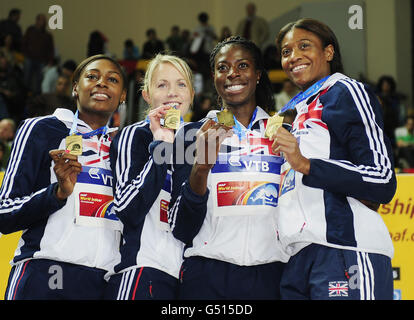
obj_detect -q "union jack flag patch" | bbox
[328,281,349,297]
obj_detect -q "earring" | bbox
[72,91,77,98]
[119,101,126,110]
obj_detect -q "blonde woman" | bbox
[104,54,194,300]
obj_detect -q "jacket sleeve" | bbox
[302,80,397,203]
[0,118,67,234]
[168,122,209,245]
[110,124,172,228]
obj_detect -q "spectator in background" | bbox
[0,140,7,171]
[142,28,165,59]
[376,75,405,126]
[190,12,217,92]
[166,26,184,55]
[26,75,75,118]
[190,94,214,122]
[22,13,54,95]
[41,57,60,94]
[180,29,192,58]
[395,115,414,168]
[123,39,139,60]
[0,52,26,124]
[274,79,299,112]
[235,2,269,50]
[23,14,55,94]
[87,31,108,57]
[263,44,281,71]
[0,34,19,69]
[0,9,23,52]
[41,59,77,94]
[219,26,232,42]
[377,93,399,152]
[0,118,16,170]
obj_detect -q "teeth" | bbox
[93,93,109,98]
[292,65,307,72]
[166,103,180,108]
[226,84,245,91]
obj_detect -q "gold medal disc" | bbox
[216,109,235,127]
[265,115,284,138]
[164,108,181,130]
[65,134,83,156]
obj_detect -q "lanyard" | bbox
[70,110,108,138]
[280,76,329,113]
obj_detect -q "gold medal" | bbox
[65,134,83,156]
[164,108,181,130]
[265,114,284,138]
[216,109,235,127]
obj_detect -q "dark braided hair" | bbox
[209,36,275,112]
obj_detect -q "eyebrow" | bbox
[282,38,313,48]
[216,58,249,64]
[85,68,121,75]
[156,78,186,82]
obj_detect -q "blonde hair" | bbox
[142,53,195,99]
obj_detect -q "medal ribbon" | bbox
[232,107,258,141]
[70,110,109,138]
[280,76,329,113]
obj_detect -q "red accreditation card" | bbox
[78,192,114,219]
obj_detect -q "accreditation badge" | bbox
[158,170,172,232]
[73,166,122,231]
[210,153,284,217]
[65,134,83,156]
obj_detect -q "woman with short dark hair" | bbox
[273,18,396,300]
[2,54,127,299]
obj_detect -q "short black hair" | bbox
[210,36,275,112]
[198,12,209,23]
[377,75,396,94]
[9,9,21,18]
[62,60,77,72]
[72,54,127,90]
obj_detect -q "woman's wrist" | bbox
[189,164,210,196]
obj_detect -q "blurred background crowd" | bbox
[0,2,413,172]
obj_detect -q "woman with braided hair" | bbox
[168,36,288,299]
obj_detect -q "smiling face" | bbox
[74,58,126,119]
[280,27,333,91]
[142,62,193,116]
[213,44,260,109]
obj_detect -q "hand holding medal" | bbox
[148,105,176,143]
[269,126,310,175]
[195,119,233,169]
[49,149,82,200]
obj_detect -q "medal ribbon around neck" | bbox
[70,110,109,138]
[280,76,329,113]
